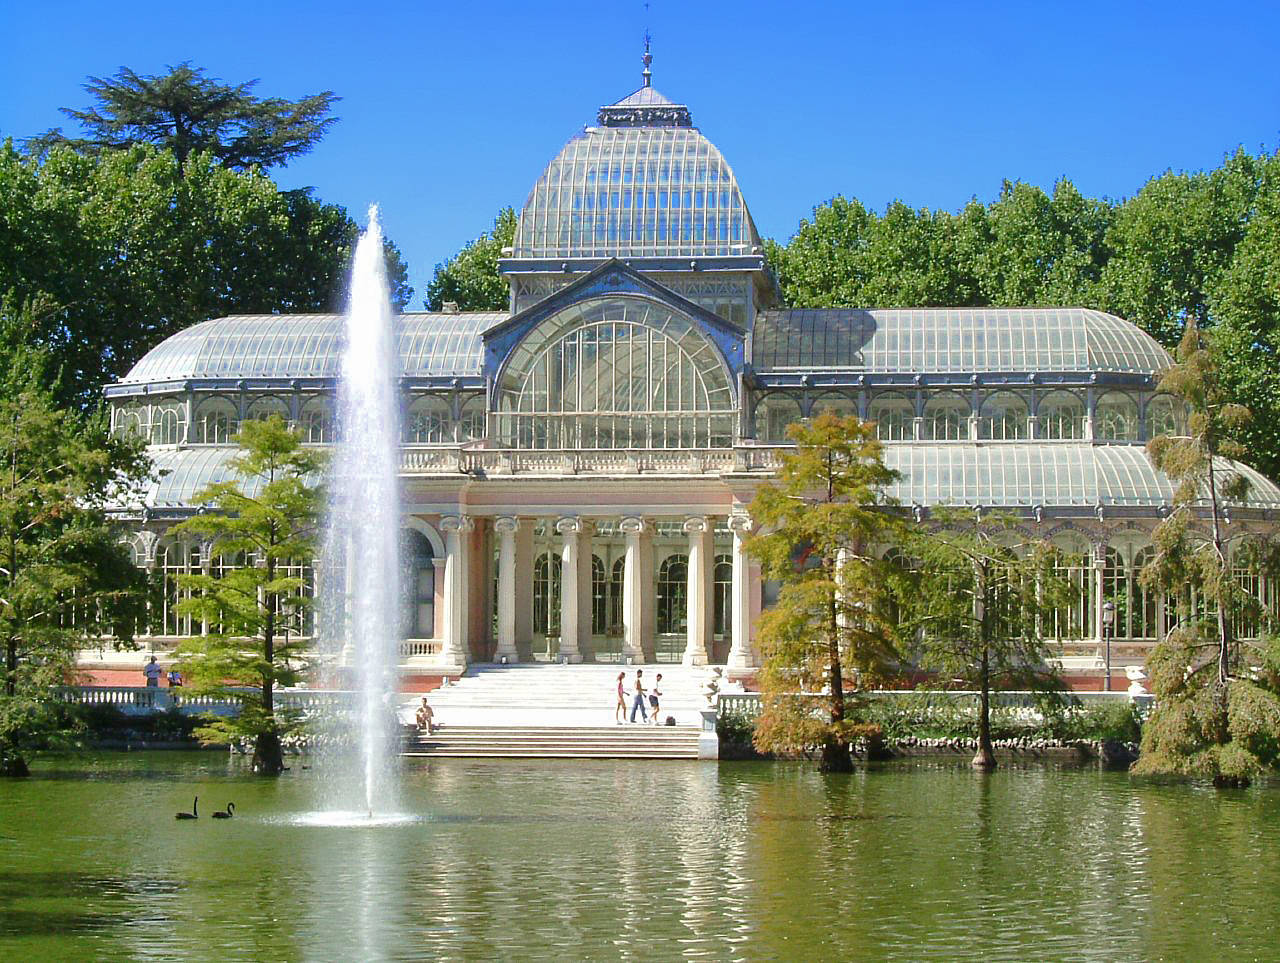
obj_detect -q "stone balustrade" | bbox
[59,685,363,715]
[399,446,785,478]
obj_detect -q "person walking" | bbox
[143,656,162,688]
[630,669,648,723]
[615,671,627,725]
[649,673,662,725]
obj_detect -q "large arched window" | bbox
[867,392,914,441]
[459,396,486,442]
[149,399,185,445]
[713,554,732,638]
[922,392,970,441]
[809,393,857,421]
[194,397,238,444]
[656,554,688,635]
[1038,391,1085,440]
[1095,391,1139,441]
[533,550,561,638]
[401,530,435,638]
[156,540,199,637]
[407,396,451,444]
[609,556,625,635]
[1146,393,1183,438]
[979,392,1029,440]
[496,297,735,450]
[591,555,608,636]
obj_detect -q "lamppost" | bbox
[1101,600,1116,692]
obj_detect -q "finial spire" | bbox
[641,4,652,87]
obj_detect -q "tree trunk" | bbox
[972,647,997,770]
[822,587,853,773]
[252,730,284,774]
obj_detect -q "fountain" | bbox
[312,206,409,823]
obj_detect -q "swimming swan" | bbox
[175,796,198,820]
[212,802,235,819]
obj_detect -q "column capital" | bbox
[682,515,710,536]
[728,512,754,535]
[440,514,474,535]
[619,515,648,537]
[494,515,520,536]
[555,515,592,537]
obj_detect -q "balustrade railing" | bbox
[399,446,784,477]
[716,688,1146,721]
[59,685,363,715]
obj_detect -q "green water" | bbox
[1,754,1278,961]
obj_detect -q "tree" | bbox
[1133,321,1280,787]
[746,412,904,772]
[0,141,411,407]
[899,510,1070,769]
[39,63,338,172]
[169,417,323,774]
[425,207,517,311]
[0,385,150,776]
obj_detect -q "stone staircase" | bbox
[398,663,720,759]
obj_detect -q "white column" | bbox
[494,516,519,662]
[431,558,446,643]
[727,512,755,670]
[683,516,711,666]
[556,516,587,664]
[439,515,473,669]
[620,516,647,664]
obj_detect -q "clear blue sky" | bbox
[3,1,1278,304]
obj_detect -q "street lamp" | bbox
[1101,600,1117,692]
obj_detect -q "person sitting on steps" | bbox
[415,696,436,734]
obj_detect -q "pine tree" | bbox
[746,412,904,772]
[170,416,323,774]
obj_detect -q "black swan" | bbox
[175,797,198,820]
[212,802,235,819]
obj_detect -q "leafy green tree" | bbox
[746,412,904,772]
[425,207,517,311]
[170,417,323,775]
[1134,321,1280,787]
[36,63,338,172]
[0,386,149,776]
[0,141,411,407]
[899,510,1070,769]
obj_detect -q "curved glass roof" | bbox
[883,444,1280,509]
[753,308,1172,374]
[512,113,762,260]
[119,313,505,385]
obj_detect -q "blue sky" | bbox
[3,1,1278,304]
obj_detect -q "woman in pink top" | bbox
[615,672,627,724]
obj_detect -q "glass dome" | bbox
[511,88,762,261]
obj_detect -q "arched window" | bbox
[156,540,199,637]
[146,399,185,445]
[591,555,607,636]
[401,530,435,638]
[1132,545,1158,640]
[1146,393,1183,439]
[713,554,733,638]
[300,397,333,444]
[533,550,561,638]
[1095,391,1139,441]
[407,396,451,444]
[758,394,803,442]
[1049,538,1091,640]
[1100,546,1125,638]
[867,392,914,441]
[194,397,238,444]
[609,556,625,635]
[246,396,290,424]
[114,404,146,439]
[809,393,857,421]
[979,392,1029,440]
[496,297,735,450]
[1038,391,1085,440]
[459,396,486,442]
[922,392,970,441]
[656,554,688,635]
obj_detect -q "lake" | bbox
[2,753,1278,960]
